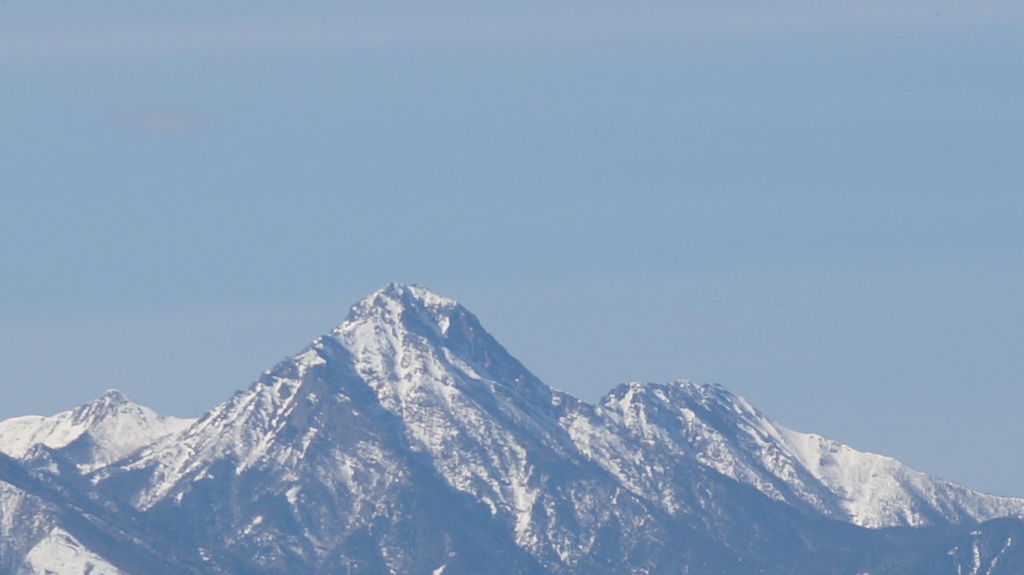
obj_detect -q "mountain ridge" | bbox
[1,283,1022,574]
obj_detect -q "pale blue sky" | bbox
[3,1,1024,496]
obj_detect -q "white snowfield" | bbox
[3,284,1023,575]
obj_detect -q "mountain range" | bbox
[1,283,1022,574]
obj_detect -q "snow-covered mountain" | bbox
[0,389,194,473]
[2,283,1023,574]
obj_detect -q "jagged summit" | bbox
[114,283,559,511]
[345,283,460,325]
[338,283,485,346]
[325,283,547,404]
[72,388,136,420]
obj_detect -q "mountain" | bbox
[0,389,194,473]
[1,283,1023,574]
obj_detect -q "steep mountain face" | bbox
[2,283,1023,575]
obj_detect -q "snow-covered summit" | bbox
[339,283,496,357]
[344,283,461,332]
[331,282,550,405]
[0,389,194,472]
[115,283,564,520]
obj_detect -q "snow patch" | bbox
[22,527,126,575]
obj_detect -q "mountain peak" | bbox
[0,390,194,466]
[381,282,458,308]
[314,283,554,410]
[72,389,141,423]
[95,389,131,406]
[338,283,468,342]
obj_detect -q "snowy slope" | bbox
[776,424,1024,528]
[585,379,1024,528]
[0,390,195,472]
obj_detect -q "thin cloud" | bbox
[112,110,213,135]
